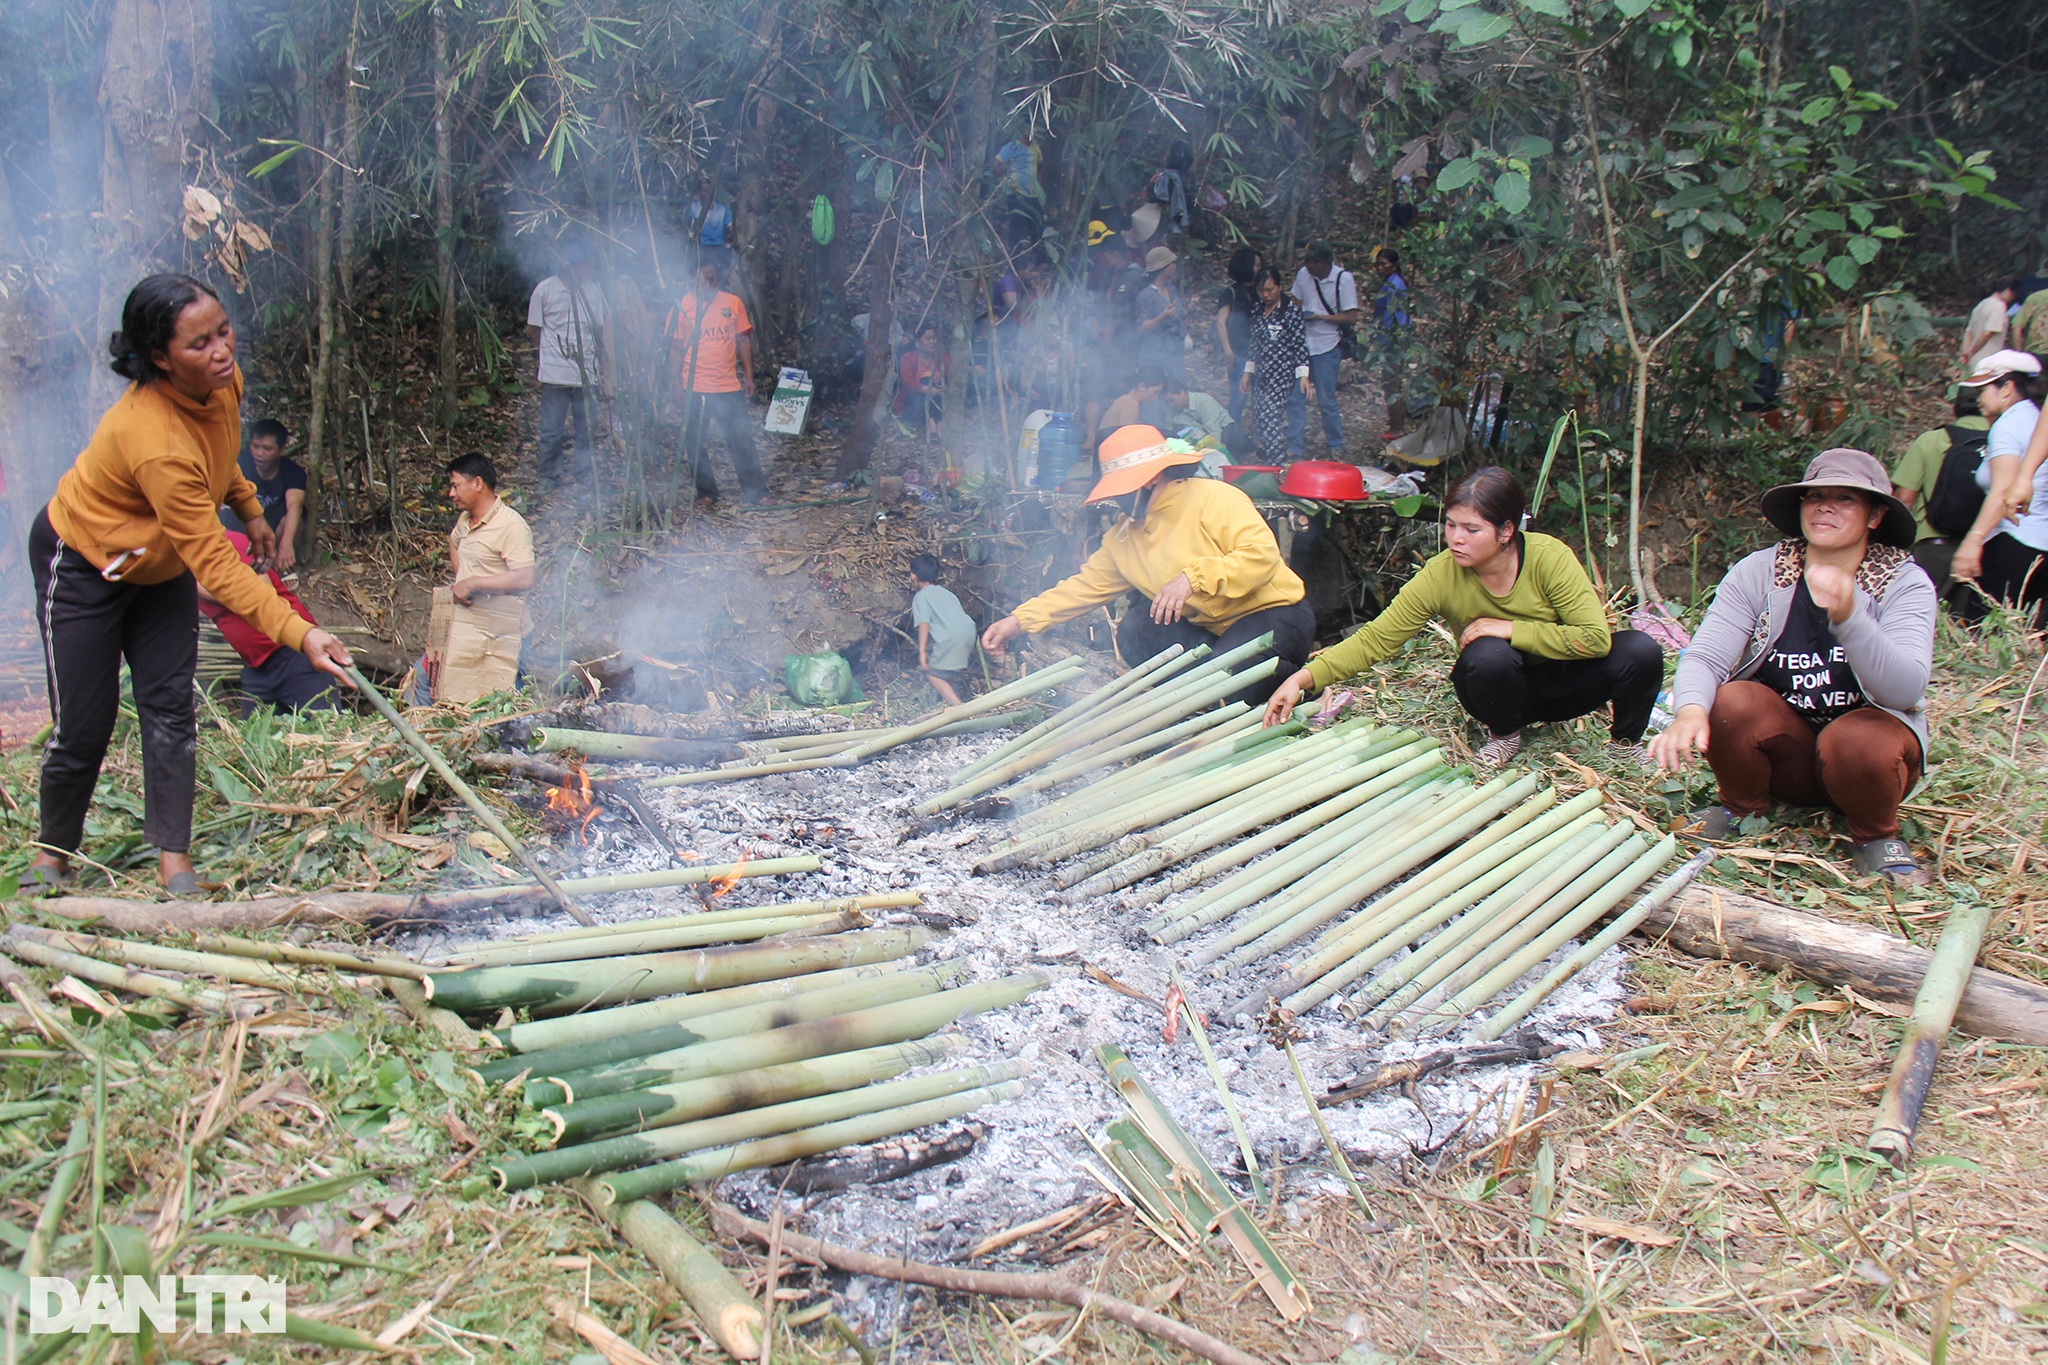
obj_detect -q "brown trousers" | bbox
[1706,681,1921,843]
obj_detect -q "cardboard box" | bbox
[765,367,814,435]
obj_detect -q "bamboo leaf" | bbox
[190,1231,415,1274]
[202,1170,386,1222]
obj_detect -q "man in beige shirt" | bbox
[432,453,535,702]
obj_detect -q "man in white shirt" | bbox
[525,241,613,494]
[1960,277,2020,373]
[1289,241,1360,456]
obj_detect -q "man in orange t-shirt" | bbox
[667,249,766,506]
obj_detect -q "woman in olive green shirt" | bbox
[1263,467,1665,768]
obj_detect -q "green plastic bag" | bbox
[784,650,859,705]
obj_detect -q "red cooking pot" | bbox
[1278,460,1367,501]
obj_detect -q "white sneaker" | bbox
[1475,730,1523,771]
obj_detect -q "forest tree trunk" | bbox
[432,1,458,432]
[734,5,784,367]
[836,214,899,481]
[305,95,341,560]
[938,8,998,473]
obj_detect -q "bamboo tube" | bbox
[1413,836,1677,1032]
[1476,849,1715,1042]
[945,645,1199,788]
[532,728,741,764]
[474,962,967,1083]
[545,1037,965,1145]
[1200,775,1533,969]
[534,974,1048,1108]
[1012,702,1253,796]
[449,909,862,969]
[1864,900,1994,1167]
[498,1060,1026,1190]
[454,892,919,960]
[1039,640,1281,770]
[1341,821,1622,1024]
[1296,816,1617,1018]
[1391,830,1653,1026]
[188,934,429,979]
[1048,724,1400,896]
[1277,793,1611,1002]
[0,937,240,1015]
[12,927,327,994]
[737,709,1034,761]
[1034,654,1283,786]
[410,858,824,913]
[496,957,924,1055]
[344,663,592,926]
[587,1195,764,1360]
[424,925,931,1015]
[596,1079,1027,1204]
[1151,769,1456,944]
[1132,741,1441,911]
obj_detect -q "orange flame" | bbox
[544,759,601,843]
[708,850,751,898]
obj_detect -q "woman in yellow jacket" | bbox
[1262,467,1663,768]
[26,274,356,896]
[981,424,1312,705]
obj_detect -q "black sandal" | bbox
[1851,838,1931,886]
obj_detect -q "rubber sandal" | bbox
[1474,730,1523,771]
[161,870,206,898]
[1686,805,1736,840]
[18,864,71,898]
[1851,838,1932,886]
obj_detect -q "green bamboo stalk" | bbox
[1146,768,1455,944]
[1475,849,1713,1042]
[737,709,1035,761]
[20,1116,90,1277]
[449,893,923,967]
[533,973,1049,1108]
[1865,898,1994,1168]
[14,927,326,994]
[532,728,740,764]
[188,934,428,979]
[1412,835,1677,1033]
[1171,969,1265,1204]
[495,958,923,1055]
[419,859,824,912]
[1,937,239,1015]
[596,1079,1027,1204]
[945,645,1200,788]
[1036,641,1283,776]
[458,910,861,969]
[474,961,966,1084]
[1012,701,1253,796]
[545,1037,964,1145]
[841,660,1088,760]
[1281,1035,1373,1221]
[583,1194,764,1360]
[344,662,592,925]
[498,1061,1027,1190]
[424,926,931,1015]
[1132,740,1441,912]
[1294,816,1618,1017]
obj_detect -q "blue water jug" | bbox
[1035,412,1081,488]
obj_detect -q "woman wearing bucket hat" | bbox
[1946,347,2046,624]
[1649,448,1937,885]
[980,425,1313,707]
[1135,247,1186,385]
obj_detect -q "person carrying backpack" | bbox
[1889,395,1990,591]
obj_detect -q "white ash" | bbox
[401,729,1640,1266]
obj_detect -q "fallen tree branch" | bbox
[1321,1029,1563,1107]
[764,1124,982,1194]
[1640,886,2048,1045]
[708,1201,1263,1365]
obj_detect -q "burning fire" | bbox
[708,851,750,898]
[544,760,602,842]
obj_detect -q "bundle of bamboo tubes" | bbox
[935,645,1709,1033]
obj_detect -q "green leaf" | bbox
[99,1224,155,1277]
[1435,157,1482,192]
[1391,494,1426,518]
[202,1170,385,1223]
[208,765,255,806]
[1846,236,1880,265]
[299,1029,364,1081]
[1805,209,1847,231]
[1404,0,1438,20]
[423,1051,472,1098]
[283,1311,390,1352]
[1828,64,1852,92]
[191,1231,413,1274]
[247,144,306,179]
[1514,0,1569,13]
[1510,134,1554,160]
[1670,30,1692,67]
[1614,0,1653,15]
[1681,224,1704,259]
[1456,11,1514,45]
[1825,255,1861,291]
[1915,1154,1984,1173]
[1800,96,1839,124]
[1492,170,1531,214]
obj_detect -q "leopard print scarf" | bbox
[1749,539,1913,659]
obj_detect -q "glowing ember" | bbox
[543,760,602,842]
[708,850,750,898]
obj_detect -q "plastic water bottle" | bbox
[1035,413,1081,488]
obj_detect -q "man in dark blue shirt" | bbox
[224,419,308,571]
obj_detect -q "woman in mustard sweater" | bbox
[1263,467,1664,768]
[26,274,356,896]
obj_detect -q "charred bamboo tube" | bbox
[1476,849,1715,1042]
[473,962,967,1084]
[188,934,429,979]
[0,936,239,1014]
[410,859,820,914]
[11,927,326,994]
[455,892,916,958]
[496,957,925,1055]
[1132,741,1441,912]
[532,728,741,764]
[595,1079,1027,1204]
[1414,836,1677,1032]
[1864,900,1993,1168]
[586,1194,764,1360]
[1395,830,1653,1026]
[343,663,592,926]
[1150,769,1456,945]
[1200,775,1531,968]
[424,925,931,1015]
[534,974,1049,1108]
[545,1037,965,1145]
[498,1060,1026,1190]
[1303,817,1618,1018]
[945,645,1200,788]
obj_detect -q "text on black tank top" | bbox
[1751,578,1864,728]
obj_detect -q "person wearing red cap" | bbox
[979,425,1311,706]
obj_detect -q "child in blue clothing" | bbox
[909,553,977,706]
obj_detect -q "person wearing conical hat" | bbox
[980,426,1313,707]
